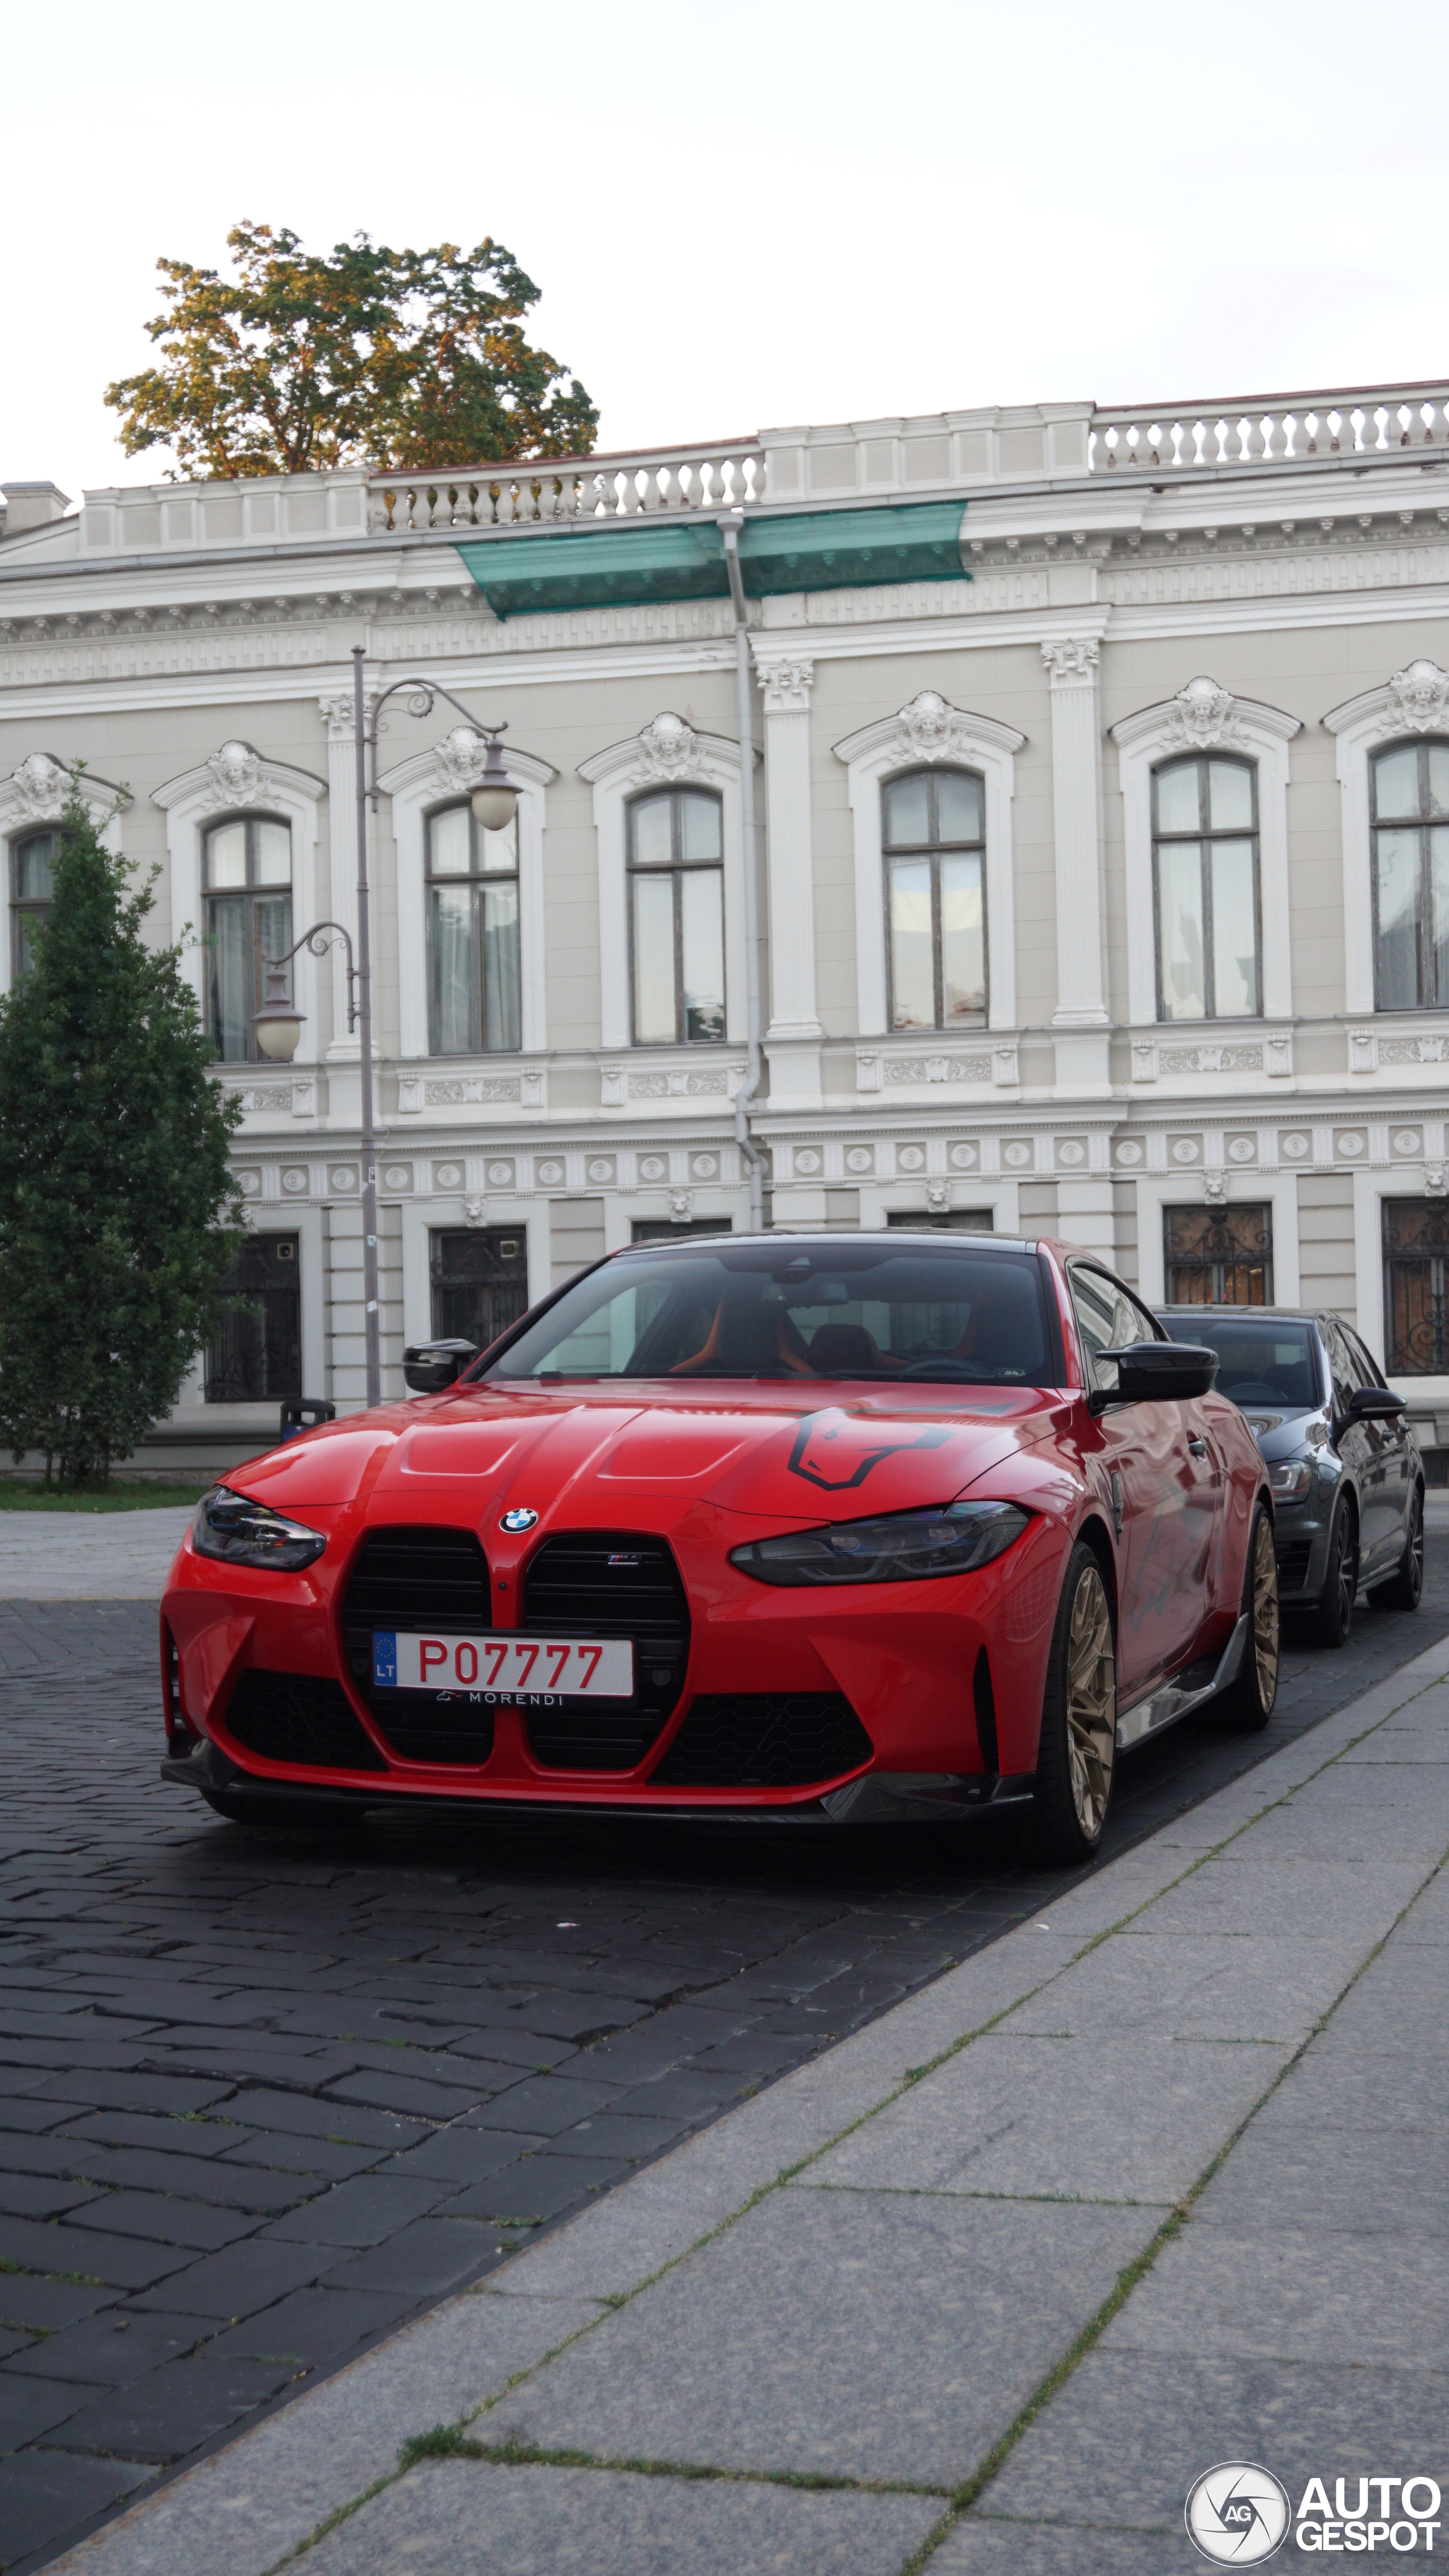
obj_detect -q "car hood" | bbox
[1233,1405,1330,1462]
[226,1380,1065,1528]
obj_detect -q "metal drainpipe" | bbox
[721,524,766,1233]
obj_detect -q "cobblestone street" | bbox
[1,1565,1446,2570]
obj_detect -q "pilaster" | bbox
[1042,634,1109,1093]
[756,653,823,1050]
[317,690,370,1063]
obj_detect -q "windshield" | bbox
[482,1243,1058,1385]
[1159,1314,1322,1411]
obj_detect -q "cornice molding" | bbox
[833,689,1027,771]
[1323,657,1449,741]
[377,729,557,800]
[151,741,327,816]
[1111,675,1302,754]
[577,711,744,791]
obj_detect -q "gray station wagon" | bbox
[1156,1307,1423,1646]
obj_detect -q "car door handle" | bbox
[1187,1436,1208,1456]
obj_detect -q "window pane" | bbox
[429,883,479,1054]
[888,857,935,1029]
[1155,760,1201,833]
[13,833,54,901]
[1208,760,1254,830]
[679,793,722,860]
[1375,828,1423,1009]
[631,794,674,866]
[632,872,676,1042]
[481,879,521,1051]
[478,809,518,874]
[255,892,291,1024]
[1210,837,1258,1016]
[207,898,251,1060]
[254,820,290,886]
[428,805,473,878]
[936,770,983,844]
[1431,827,1449,1009]
[1429,747,1449,819]
[207,823,247,890]
[939,852,985,1022]
[884,773,931,847]
[680,866,724,1042]
[1374,746,1421,821]
[1157,841,1206,1019]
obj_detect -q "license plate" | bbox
[371,1631,633,1700]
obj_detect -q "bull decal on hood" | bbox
[787,1409,956,1494]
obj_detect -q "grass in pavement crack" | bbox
[397,2425,945,2497]
[268,1674,1449,2573]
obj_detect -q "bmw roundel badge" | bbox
[500,1507,539,1534]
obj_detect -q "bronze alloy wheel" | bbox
[1065,1562,1116,1838]
[1250,1507,1280,1709]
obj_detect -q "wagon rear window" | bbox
[482,1244,1057,1386]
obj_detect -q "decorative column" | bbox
[317,688,372,1064]
[755,652,822,1112]
[1041,635,1110,1093]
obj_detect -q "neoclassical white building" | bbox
[5,382,1449,1474]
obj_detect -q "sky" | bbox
[7,0,1449,501]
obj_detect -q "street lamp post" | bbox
[254,644,519,1410]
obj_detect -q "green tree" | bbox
[104,221,598,480]
[0,788,245,1488]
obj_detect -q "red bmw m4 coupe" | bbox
[161,1232,1277,1864]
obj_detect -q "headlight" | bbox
[730,1500,1029,1587]
[1267,1460,1314,1503]
[191,1484,327,1572]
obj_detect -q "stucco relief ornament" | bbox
[637,713,704,783]
[1164,675,1242,751]
[204,741,265,809]
[897,691,963,759]
[7,751,69,820]
[1040,638,1100,685]
[756,657,815,714]
[435,726,490,790]
[1384,658,1449,735]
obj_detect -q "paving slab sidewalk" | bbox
[42,1630,1449,2576]
[0,1513,192,1601]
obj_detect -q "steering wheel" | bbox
[899,1357,996,1381]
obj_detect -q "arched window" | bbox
[628,788,724,1045]
[426,801,521,1055]
[1152,755,1259,1021]
[882,768,986,1032]
[1370,739,1449,1010]
[203,815,291,1063]
[10,828,57,981]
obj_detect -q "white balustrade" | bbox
[368,440,765,532]
[1089,385,1449,473]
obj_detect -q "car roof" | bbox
[610,1231,1039,1256]
[1156,1306,1329,1328]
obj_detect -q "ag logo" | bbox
[499,1507,538,1533]
[1186,2463,1291,2564]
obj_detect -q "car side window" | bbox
[1069,1265,1146,1395]
[1347,1326,1384,1390]
[1323,1321,1357,1419]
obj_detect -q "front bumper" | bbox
[161,1508,1071,1821]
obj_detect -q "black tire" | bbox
[1220,1501,1279,1732]
[1030,1541,1117,1867]
[1370,1484,1424,1613]
[200,1790,363,1830]
[1308,1498,1359,1650]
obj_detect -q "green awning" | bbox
[455,500,967,619]
[456,523,730,619]
[736,502,966,596]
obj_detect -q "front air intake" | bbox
[650,1692,872,1788]
[221,1670,387,1771]
[520,1531,690,1770]
[341,1525,494,1766]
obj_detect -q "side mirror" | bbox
[1347,1384,1407,1421]
[403,1339,478,1394]
[1091,1340,1220,1413]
